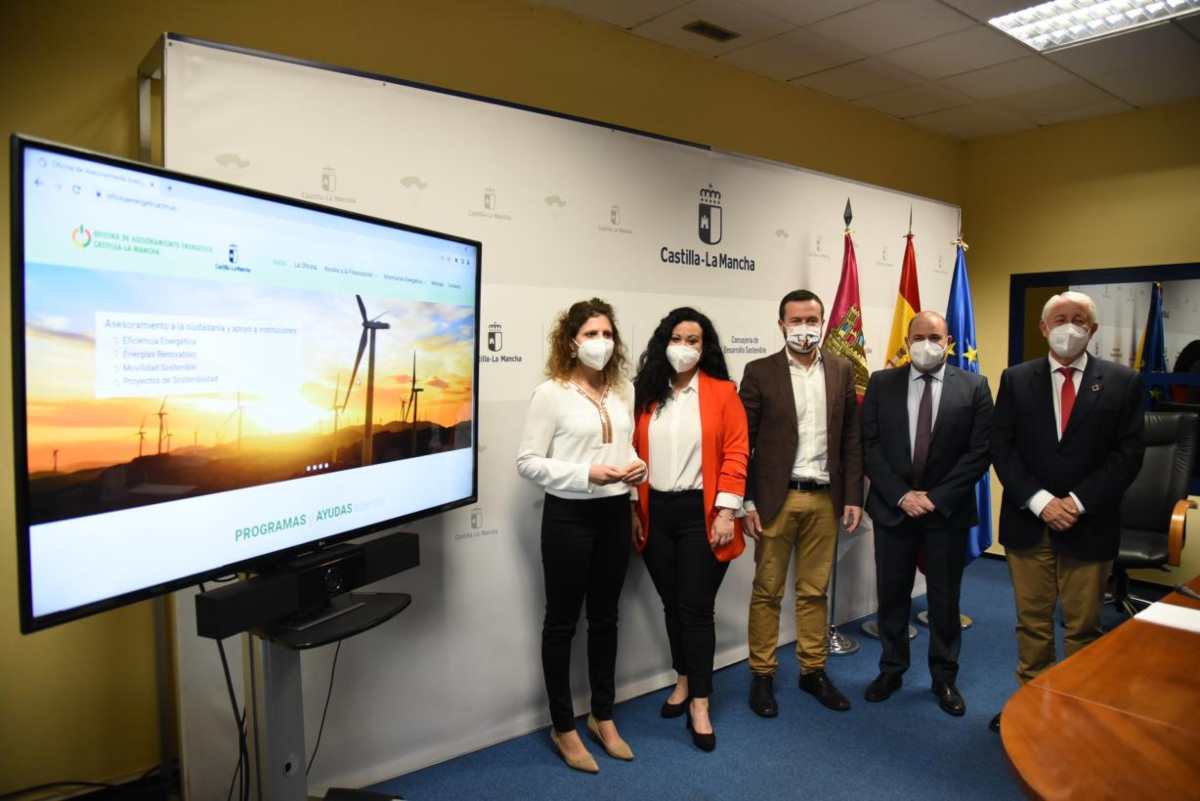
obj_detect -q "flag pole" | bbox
[828,199,861,657]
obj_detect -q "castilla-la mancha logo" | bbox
[70,224,92,248]
[698,184,722,245]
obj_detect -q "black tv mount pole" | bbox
[196,530,419,801]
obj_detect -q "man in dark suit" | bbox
[861,311,993,716]
[989,290,1144,733]
[741,289,864,717]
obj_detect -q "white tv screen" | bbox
[12,137,480,631]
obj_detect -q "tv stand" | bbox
[245,592,411,801]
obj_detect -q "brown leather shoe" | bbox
[864,672,902,702]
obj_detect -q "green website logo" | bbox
[70,224,92,248]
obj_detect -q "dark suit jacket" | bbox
[739,347,863,527]
[862,364,993,531]
[990,355,1145,561]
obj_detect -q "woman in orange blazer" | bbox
[631,307,749,753]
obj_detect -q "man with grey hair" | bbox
[862,310,993,716]
[988,290,1144,733]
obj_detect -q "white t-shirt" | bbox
[516,377,641,500]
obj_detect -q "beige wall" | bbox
[963,100,1200,575]
[0,0,966,793]
[1,0,1197,792]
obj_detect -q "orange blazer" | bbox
[632,371,750,563]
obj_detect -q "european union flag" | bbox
[946,244,991,562]
[1136,282,1167,374]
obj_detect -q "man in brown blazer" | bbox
[741,289,864,717]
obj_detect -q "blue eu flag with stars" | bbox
[946,243,992,562]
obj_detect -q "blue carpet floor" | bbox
[371,556,1160,801]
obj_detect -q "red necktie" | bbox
[1058,366,1076,436]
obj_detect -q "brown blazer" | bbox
[738,347,864,527]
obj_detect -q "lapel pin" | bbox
[1091,384,1101,392]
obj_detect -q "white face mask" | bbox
[909,339,946,372]
[785,324,822,353]
[1047,323,1090,360]
[666,343,701,373]
[576,337,614,371]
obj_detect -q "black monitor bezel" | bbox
[11,134,482,633]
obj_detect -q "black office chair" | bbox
[1113,411,1198,617]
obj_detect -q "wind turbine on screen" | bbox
[330,373,342,464]
[156,399,168,455]
[343,295,390,466]
[407,352,423,458]
[135,416,146,458]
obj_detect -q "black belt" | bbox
[788,479,828,492]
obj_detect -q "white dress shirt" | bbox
[907,362,946,457]
[789,351,830,484]
[516,378,641,500]
[1026,352,1088,518]
[647,372,741,509]
[745,350,829,515]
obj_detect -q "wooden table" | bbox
[1001,575,1200,800]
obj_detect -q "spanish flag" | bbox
[884,231,921,368]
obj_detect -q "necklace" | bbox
[569,381,612,444]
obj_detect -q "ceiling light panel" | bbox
[990,0,1200,52]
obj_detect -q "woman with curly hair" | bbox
[516,297,646,773]
[631,307,749,752]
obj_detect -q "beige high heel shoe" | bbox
[587,714,634,761]
[549,728,599,774]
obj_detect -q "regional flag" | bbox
[825,201,869,401]
[945,241,991,562]
[885,231,921,368]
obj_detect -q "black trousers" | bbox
[874,519,967,683]
[641,490,730,698]
[540,492,632,732]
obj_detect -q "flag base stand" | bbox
[916,610,974,630]
[860,618,918,640]
[827,625,861,656]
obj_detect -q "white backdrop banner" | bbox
[162,37,959,797]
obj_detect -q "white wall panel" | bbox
[162,38,960,797]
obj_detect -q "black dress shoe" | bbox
[864,672,902,703]
[660,696,688,718]
[989,713,1001,733]
[749,674,778,718]
[685,710,716,752]
[932,681,966,717]
[799,669,851,711]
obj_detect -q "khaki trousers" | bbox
[748,489,837,675]
[1006,529,1107,685]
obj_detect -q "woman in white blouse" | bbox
[631,307,749,753]
[516,297,646,774]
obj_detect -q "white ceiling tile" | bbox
[879,24,1032,79]
[631,0,795,56]
[938,0,1035,24]
[534,0,686,29]
[994,78,1118,118]
[738,0,877,26]
[791,58,923,99]
[854,82,973,117]
[1026,99,1135,126]
[1047,22,1200,107]
[720,27,865,79]
[941,55,1074,99]
[806,0,977,55]
[907,101,1035,139]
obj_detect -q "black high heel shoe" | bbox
[660,696,688,718]
[685,709,716,752]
